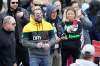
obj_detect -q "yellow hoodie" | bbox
[22,15,55,56]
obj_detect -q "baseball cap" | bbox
[81,44,95,56]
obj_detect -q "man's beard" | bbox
[35,19,42,23]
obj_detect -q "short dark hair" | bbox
[88,0,100,16]
[70,1,81,8]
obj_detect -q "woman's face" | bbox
[10,0,18,10]
[66,10,75,21]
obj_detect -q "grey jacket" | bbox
[81,15,92,44]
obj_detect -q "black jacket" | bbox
[96,11,100,33]
[0,28,16,66]
[0,11,6,27]
[6,7,29,44]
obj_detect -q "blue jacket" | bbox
[45,5,63,37]
[45,5,63,53]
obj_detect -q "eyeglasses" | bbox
[11,2,18,4]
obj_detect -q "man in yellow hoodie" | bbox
[21,6,56,66]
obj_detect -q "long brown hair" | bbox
[63,7,76,22]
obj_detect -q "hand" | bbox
[71,25,78,31]
[67,26,73,33]
[37,42,43,48]
[13,63,17,66]
[61,36,68,40]
[42,43,50,50]
[16,11,24,18]
[56,36,61,43]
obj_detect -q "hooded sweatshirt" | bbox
[70,59,97,66]
[45,5,55,21]
[45,5,63,53]
[45,4,63,38]
[22,15,55,56]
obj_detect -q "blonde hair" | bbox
[3,16,15,24]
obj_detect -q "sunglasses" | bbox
[11,2,18,4]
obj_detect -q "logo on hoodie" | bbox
[33,36,42,40]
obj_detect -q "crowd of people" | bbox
[0,0,100,66]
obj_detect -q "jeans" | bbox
[29,55,49,66]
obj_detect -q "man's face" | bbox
[72,3,79,11]
[54,1,61,11]
[6,18,16,31]
[34,9,43,23]
[51,10,57,20]
[10,0,18,10]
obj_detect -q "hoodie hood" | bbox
[45,4,57,21]
[23,15,53,32]
[30,15,43,25]
[45,4,60,24]
[71,59,97,66]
